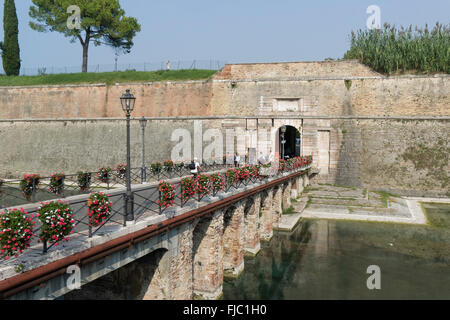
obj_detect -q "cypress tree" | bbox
[1,0,20,76]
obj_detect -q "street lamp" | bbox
[121,89,136,224]
[139,116,148,184]
[280,126,287,160]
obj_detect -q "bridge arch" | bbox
[243,198,254,217]
[64,247,170,300]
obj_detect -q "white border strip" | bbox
[300,196,447,225]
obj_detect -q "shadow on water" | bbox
[223,204,450,300]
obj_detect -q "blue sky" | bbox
[1,0,449,71]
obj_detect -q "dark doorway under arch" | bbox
[278,125,301,160]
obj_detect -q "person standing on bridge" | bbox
[234,153,240,168]
[190,157,202,178]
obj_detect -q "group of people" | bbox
[189,152,275,178]
[188,153,241,178]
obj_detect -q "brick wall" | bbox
[0,81,212,119]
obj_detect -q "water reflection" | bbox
[223,204,450,300]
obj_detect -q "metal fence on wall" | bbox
[0,60,228,76]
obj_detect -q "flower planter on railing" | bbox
[237,167,251,183]
[278,160,287,173]
[164,160,175,173]
[20,174,41,202]
[151,162,162,176]
[176,162,185,172]
[48,173,65,196]
[77,171,92,192]
[116,163,127,180]
[181,177,196,205]
[225,169,239,191]
[87,192,112,230]
[211,173,225,196]
[96,167,112,187]
[196,174,212,201]
[0,208,34,260]
[158,181,175,212]
[37,200,75,253]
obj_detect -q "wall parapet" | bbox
[213,74,450,82]
[1,115,449,123]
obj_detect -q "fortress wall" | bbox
[213,75,449,117]
[331,118,449,197]
[0,118,251,177]
[0,61,448,195]
[1,117,448,196]
[0,119,198,177]
[0,80,213,119]
[0,63,447,120]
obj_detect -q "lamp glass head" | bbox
[120,89,136,113]
[139,116,147,128]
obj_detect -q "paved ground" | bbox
[282,184,450,226]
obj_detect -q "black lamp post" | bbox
[280,126,287,160]
[121,89,136,223]
[139,116,147,184]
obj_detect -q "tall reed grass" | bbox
[344,22,449,75]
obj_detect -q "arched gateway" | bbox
[275,125,301,160]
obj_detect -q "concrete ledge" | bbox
[275,213,303,231]
[0,79,211,90]
[213,73,450,83]
[224,261,244,279]
[260,231,273,242]
[244,243,261,257]
[301,206,427,225]
[193,285,223,300]
[1,115,449,123]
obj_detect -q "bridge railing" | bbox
[0,160,238,210]
[0,156,313,259]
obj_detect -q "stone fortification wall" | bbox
[0,60,448,195]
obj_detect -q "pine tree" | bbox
[1,0,21,76]
[29,0,140,73]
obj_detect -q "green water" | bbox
[223,203,450,300]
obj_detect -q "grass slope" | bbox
[0,69,217,86]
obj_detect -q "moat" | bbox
[223,203,450,300]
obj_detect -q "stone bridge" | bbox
[0,165,313,300]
